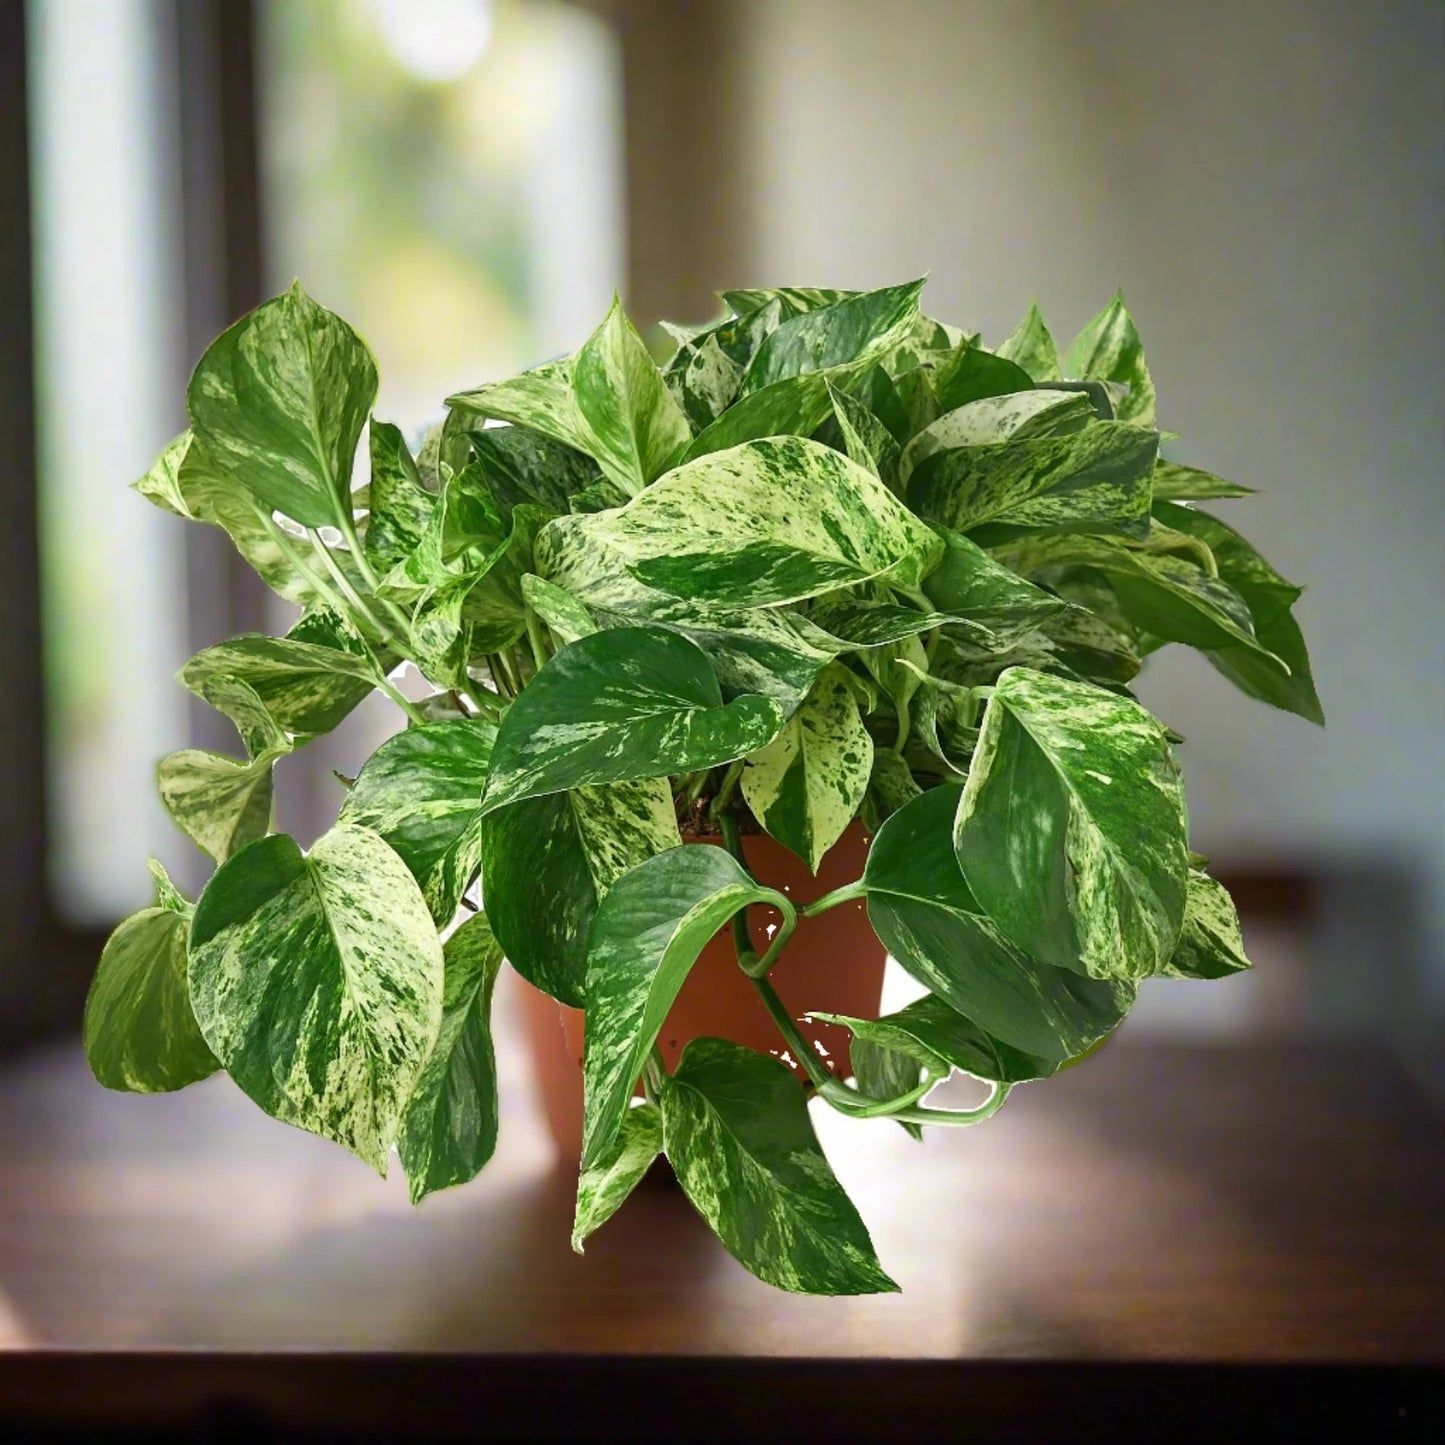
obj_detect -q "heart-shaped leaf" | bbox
[661,1037,898,1295]
[157,748,275,864]
[398,911,505,1203]
[364,421,435,574]
[188,824,444,1171]
[572,1101,663,1253]
[740,664,873,871]
[1065,292,1155,426]
[480,776,680,1008]
[187,281,377,527]
[995,301,1062,382]
[864,785,1133,1060]
[1157,871,1252,979]
[920,525,1066,645]
[954,667,1188,981]
[85,883,218,1094]
[479,626,784,815]
[339,717,499,924]
[539,436,943,611]
[581,845,778,1168]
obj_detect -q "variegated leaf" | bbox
[132,432,192,516]
[907,421,1159,538]
[740,664,873,871]
[157,748,275,864]
[1157,871,1252,979]
[740,279,925,396]
[661,1037,898,1295]
[581,845,776,1169]
[480,776,680,1008]
[864,786,1134,1060]
[1065,292,1156,427]
[901,389,1094,479]
[469,423,599,520]
[538,436,943,611]
[181,629,379,738]
[807,595,980,650]
[681,370,836,460]
[188,824,444,1172]
[398,910,505,1202]
[954,667,1188,982]
[920,524,1066,646]
[574,296,692,497]
[339,718,499,925]
[814,993,1060,1087]
[479,626,784,816]
[1151,460,1255,501]
[664,331,744,432]
[825,379,901,485]
[572,1101,663,1252]
[147,857,191,915]
[364,420,435,574]
[721,286,848,314]
[446,357,593,455]
[521,572,597,646]
[862,747,923,831]
[187,281,376,527]
[995,301,1062,382]
[85,890,219,1094]
[187,674,290,759]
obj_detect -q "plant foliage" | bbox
[89,278,1321,1295]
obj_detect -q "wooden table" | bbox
[1,1020,1441,1439]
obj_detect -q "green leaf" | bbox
[862,747,923,830]
[848,1034,927,1139]
[740,279,925,395]
[1065,292,1155,427]
[180,627,380,738]
[480,777,680,1008]
[187,674,291,759]
[825,379,902,485]
[480,627,782,816]
[927,344,1035,413]
[954,667,1188,981]
[664,331,744,432]
[740,664,873,871]
[157,748,275,864]
[538,436,943,611]
[682,371,835,459]
[901,389,1094,479]
[863,785,1134,1060]
[582,846,777,1169]
[397,910,505,1203]
[132,432,192,516]
[574,296,692,497]
[85,900,219,1093]
[469,423,600,520]
[187,281,377,528]
[572,1101,663,1252]
[147,857,191,915]
[521,573,597,646]
[1152,460,1255,501]
[339,718,499,925]
[365,421,435,574]
[815,993,1059,1085]
[907,421,1160,538]
[721,286,847,315]
[446,357,593,455]
[995,301,1062,382]
[1157,871,1252,979]
[661,1037,898,1295]
[920,525,1067,646]
[807,596,976,650]
[1152,501,1323,724]
[188,824,444,1172]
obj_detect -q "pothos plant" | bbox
[85,277,1321,1296]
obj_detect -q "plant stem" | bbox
[886,1081,1012,1128]
[525,609,551,672]
[749,973,834,1091]
[708,760,745,820]
[305,529,390,637]
[799,879,867,917]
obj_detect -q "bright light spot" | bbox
[368,0,493,83]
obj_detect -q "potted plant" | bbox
[84,277,1321,1296]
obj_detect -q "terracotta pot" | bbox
[518,821,884,1162]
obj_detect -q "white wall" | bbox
[739,0,1445,986]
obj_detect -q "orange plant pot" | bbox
[517,822,885,1162]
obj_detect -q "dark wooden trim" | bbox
[0,1355,1436,1441]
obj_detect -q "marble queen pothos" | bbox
[86,277,1322,1296]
